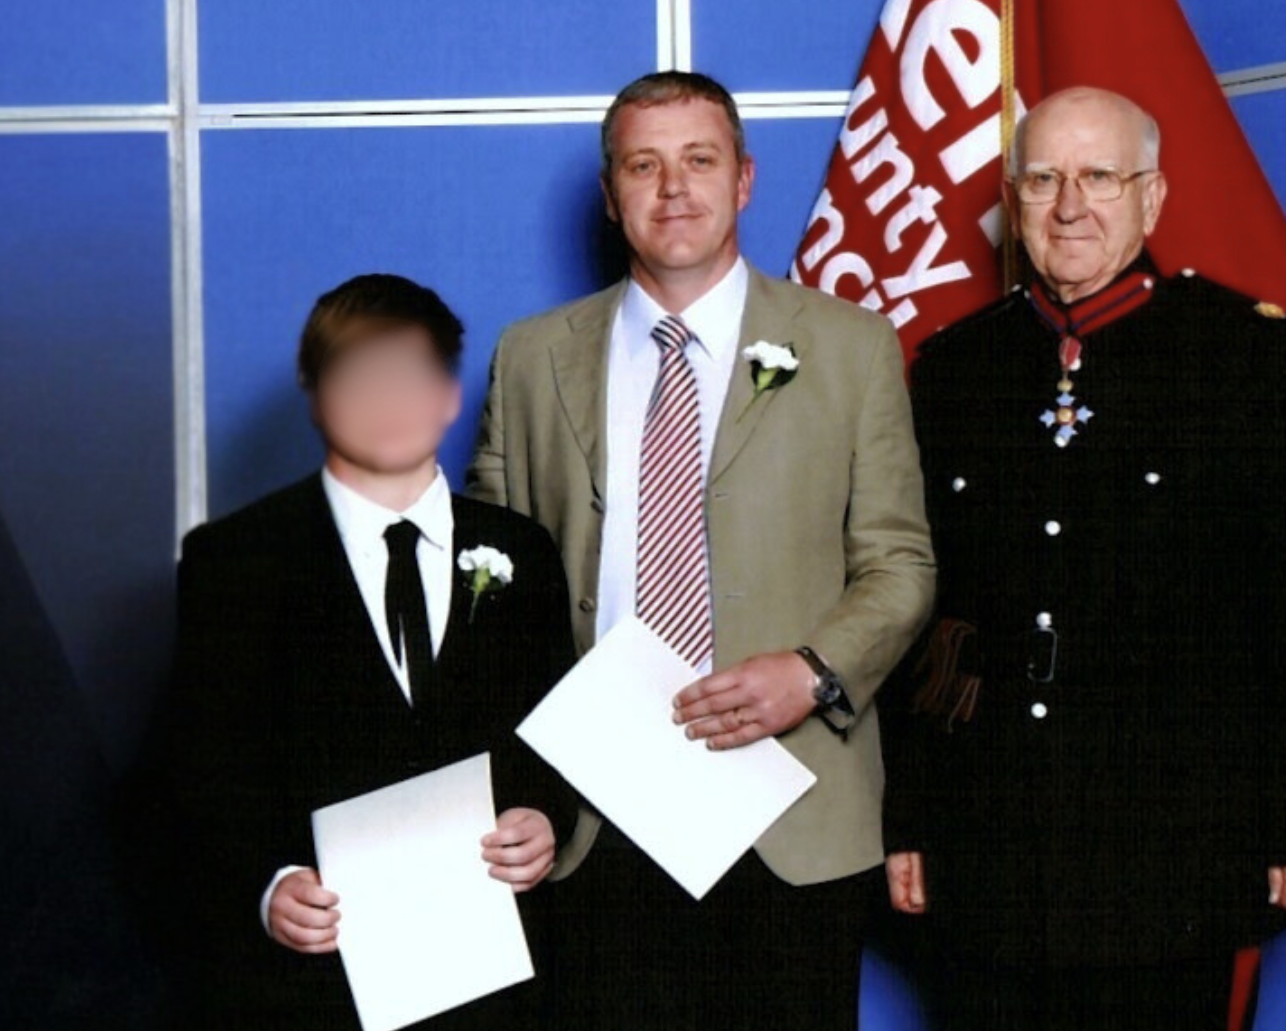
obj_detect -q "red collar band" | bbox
[1029,270,1157,340]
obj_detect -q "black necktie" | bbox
[383,520,437,710]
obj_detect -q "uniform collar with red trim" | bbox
[1027,259,1159,340]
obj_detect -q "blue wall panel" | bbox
[1178,0,1286,73]
[200,0,658,103]
[861,948,931,1031]
[1230,90,1286,208]
[1257,935,1286,1031]
[0,133,173,768]
[0,0,166,106]
[201,123,617,517]
[694,0,881,92]
[739,115,844,275]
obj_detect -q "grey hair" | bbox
[1008,93,1162,176]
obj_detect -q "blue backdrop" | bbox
[0,1,1283,1027]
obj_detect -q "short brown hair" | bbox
[600,71,746,175]
[297,273,464,391]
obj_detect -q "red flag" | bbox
[790,0,1038,363]
[791,0,1286,367]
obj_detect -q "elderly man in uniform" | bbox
[882,85,1286,1030]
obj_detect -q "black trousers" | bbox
[543,832,878,1031]
[930,955,1235,1031]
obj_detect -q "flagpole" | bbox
[1000,0,1020,292]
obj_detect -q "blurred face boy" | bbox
[299,274,464,500]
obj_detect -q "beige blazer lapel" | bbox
[709,266,811,486]
[547,281,625,501]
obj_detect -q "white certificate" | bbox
[517,616,817,899]
[311,752,533,1031]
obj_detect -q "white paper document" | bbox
[517,616,817,900]
[311,752,533,1031]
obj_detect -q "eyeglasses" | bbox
[1009,168,1157,204]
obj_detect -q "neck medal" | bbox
[1029,271,1156,448]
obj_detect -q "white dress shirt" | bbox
[321,466,454,688]
[260,467,454,932]
[594,257,749,675]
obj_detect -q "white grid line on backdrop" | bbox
[169,0,206,542]
[0,0,1282,541]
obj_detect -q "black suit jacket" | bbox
[158,474,576,1029]
[883,263,1286,967]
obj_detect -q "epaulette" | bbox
[1164,266,1285,325]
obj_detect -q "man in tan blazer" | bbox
[467,70,934,1031]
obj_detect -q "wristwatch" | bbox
[795,646,856,738]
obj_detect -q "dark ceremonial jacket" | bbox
[883,257,1286,967]
[157,473,577,1030]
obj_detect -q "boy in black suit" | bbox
[160,274,576,1030]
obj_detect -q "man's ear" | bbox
[443,377,464,428]
[736,155,756,214]
[1142,171,1168,237]
[600,173,620,223]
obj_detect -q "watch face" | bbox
[816,680,842,706]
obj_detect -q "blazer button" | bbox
[579,598,596,613]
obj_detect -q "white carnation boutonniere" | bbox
[457,545,514,623]
[737,341,799,422]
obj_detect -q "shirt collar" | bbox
[322,466,454,555]
[619,256,749,362]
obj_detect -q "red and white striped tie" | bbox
[636,315,714,670]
